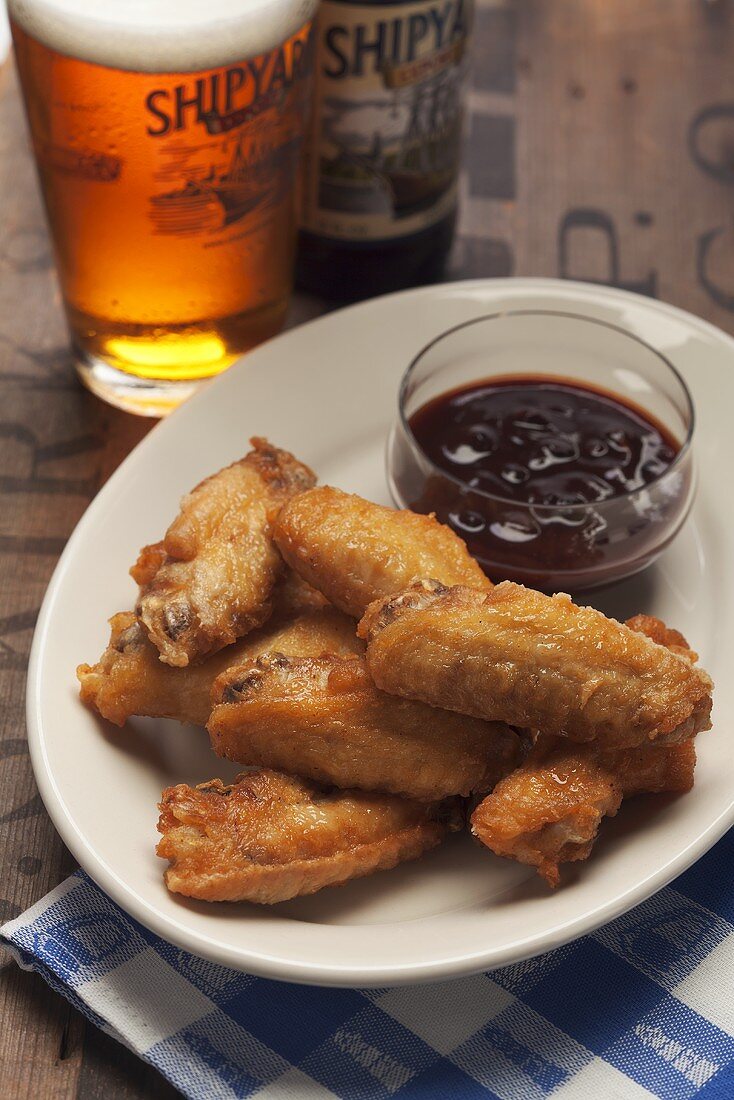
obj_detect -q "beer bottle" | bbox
[296,0,473,300]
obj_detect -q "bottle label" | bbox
[301,0,472,242]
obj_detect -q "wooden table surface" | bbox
[2,0,734,1095]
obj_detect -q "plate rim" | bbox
[26,277,734,986]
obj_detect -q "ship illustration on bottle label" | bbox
[301,0,473,242]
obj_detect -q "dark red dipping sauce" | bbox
[396,375,688,591]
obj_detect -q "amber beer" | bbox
[9,0,317,413]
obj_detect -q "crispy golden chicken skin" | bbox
[471,737,696,888]
[77,601,362,728]
[272,486,490,618]
[359,581,713,747]
[470,614,699,886]
[132,438,316,667]
[157,769,460,903]
[624,613,697,662]
[208,654,521,801]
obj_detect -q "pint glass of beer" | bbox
[9,0,317,413]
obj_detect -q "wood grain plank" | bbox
[513,0,734,328]
[0,962,84,1100]
[76,1030,181,1100]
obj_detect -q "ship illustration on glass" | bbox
[150,132,300,236]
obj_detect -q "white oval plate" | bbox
[28,278,733,986]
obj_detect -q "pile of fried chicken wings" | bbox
[78,439,713,902]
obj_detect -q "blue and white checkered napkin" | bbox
[3,832,734,1100]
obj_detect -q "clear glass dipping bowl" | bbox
[387,310,696,592]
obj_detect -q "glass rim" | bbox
[397,308,696,513]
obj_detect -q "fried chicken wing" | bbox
[132,438,316,667]
[624,613,697,662]
[157,769,460,903]
[272,486,490,618]
[78,602,362,728]
[359,580,713,747]
[470,615,699,886]
[471,738,696,887]
[208,653,521,801]
[270,569,329,616]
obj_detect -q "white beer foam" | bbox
[9,0,318,72]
